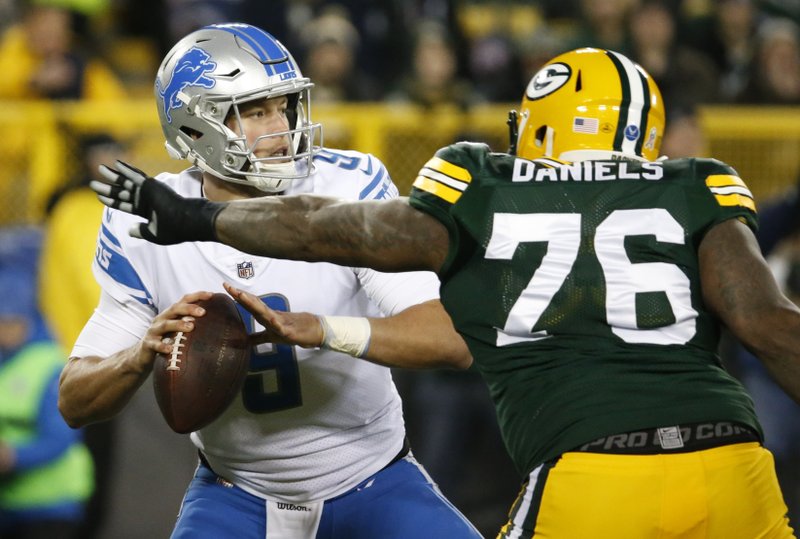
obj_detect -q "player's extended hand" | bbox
[223,282,324,349]
[91,160,224,245]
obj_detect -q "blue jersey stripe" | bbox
[359,166,388,200]
[374,183,392,200]
[100,222,122,249]
[97,237,151,302]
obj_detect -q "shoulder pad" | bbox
[693,157,740,178]
[434,141,491,169]
[414,143,481,204]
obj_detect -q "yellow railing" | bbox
[1,101,799,225]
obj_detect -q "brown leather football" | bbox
[153,293,250,434]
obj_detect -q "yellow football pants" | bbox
[499,442,795,539]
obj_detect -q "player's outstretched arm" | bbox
[93,161,449,273]
[699,219,800,403]
[215,195,448,273]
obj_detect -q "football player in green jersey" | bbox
[92,48,799,538]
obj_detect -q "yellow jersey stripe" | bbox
[413,176,463,204]
[714,192,756,212]
[706,174,747,189]
[419,168,469,191]
[424,157,472,183]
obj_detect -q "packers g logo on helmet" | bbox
[513,48,665,163]
[526,63,571,100]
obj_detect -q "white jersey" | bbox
[72,149,441,502]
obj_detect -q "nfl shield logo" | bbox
[237,261,254,279]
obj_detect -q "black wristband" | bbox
[179,199,225,243]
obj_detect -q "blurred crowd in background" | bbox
[1,0,800,538]
[0,0,798,108]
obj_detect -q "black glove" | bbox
[92,161,224,245]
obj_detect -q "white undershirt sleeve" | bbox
[353,268,441,316]
[70,289,156,359]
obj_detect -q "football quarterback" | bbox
[61,23,480,539]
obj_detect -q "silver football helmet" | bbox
[155,23,322,192]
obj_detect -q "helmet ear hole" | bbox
[179,126,203,140]
[534,125,547,148]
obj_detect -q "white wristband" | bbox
[318,316,371,358]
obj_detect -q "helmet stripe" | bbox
[607,52,630,154]
[213,25,294,77]
[607,51,646,157]
[634,70,651,157]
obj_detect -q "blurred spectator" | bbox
[0,0,19,34]
[27,0,114,41]
[298,5,382,102]
[538,0,583,21]
[246,1,411,92]
[517,26,568,82]
[737,17,800,104]
[0,3,126,100]
[41,133,125,349]
[0,226,94,539]
[683,0,760,101]
[467,33,522,103]
[759,0,800,25]
[566,0,636,55]
[629,0,720,109]
[661,105,709,158]
[39,134,125,538]
[387,19,476,110]
[165,0,245,47]
[111,0,171,60]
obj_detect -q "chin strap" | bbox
[248,161,298,193]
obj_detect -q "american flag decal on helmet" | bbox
[573,117,599,134]
[237,261,255,279]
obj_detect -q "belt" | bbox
[575,421,760,455]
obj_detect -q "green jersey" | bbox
[409,142,761,477]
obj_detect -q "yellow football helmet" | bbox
[512,48,665,162]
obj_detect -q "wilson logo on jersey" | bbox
[276,503,312,512]
[412,157,472,204]
[705,174,756,212]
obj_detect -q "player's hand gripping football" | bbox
[92,160,224,244]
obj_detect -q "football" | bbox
[153,293,250,434]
